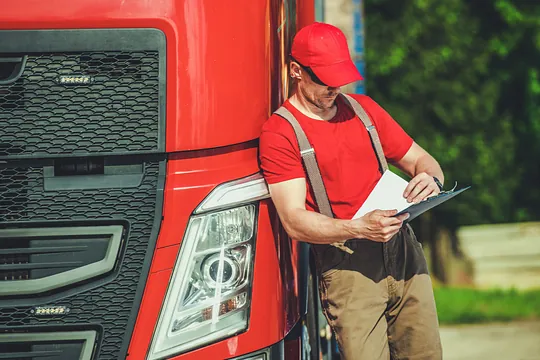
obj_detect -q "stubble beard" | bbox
[315,95,336,110]
[299,86,336,111]
[308,92,335,110]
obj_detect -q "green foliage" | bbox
[434,287,540,324]
[365,0,540,226]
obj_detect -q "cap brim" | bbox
[311,60,363,87]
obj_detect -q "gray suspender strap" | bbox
[341,93,389,173]
[274,107,353,255]
[274,107,335,218]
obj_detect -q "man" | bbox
[259,23,444,359]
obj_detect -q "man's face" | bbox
[292,62,341,110]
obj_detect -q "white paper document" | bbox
[352,170,411,219]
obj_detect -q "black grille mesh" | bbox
[0,51,160,158]
[0,162,161,360]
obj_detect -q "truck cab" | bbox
[0,1,326,359]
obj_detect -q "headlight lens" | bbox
[148,205,257,360]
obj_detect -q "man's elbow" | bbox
[278,209,303,240]
[281,218,299,239]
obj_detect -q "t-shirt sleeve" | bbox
[354,95,413,163]
[259,121,305,184]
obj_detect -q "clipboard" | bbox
[395,186,471,223]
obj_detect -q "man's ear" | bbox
[290,62,302,81]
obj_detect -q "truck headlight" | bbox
[148,174,269,360]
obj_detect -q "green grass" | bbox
[434,287,540,325]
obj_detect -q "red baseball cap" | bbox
[291,22,363,87]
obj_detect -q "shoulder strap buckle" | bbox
[300,148,315,156]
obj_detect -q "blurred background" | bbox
[321,0,540,359]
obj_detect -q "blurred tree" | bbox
[363,0,540,280]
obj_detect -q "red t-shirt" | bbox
[259,94,413,220]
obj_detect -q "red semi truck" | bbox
[0,0,330,359]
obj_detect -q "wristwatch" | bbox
[433,177,443,191]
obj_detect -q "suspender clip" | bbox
[300,148,315,156]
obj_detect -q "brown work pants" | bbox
[315,225,442,360]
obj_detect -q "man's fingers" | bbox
[396,213,410,222]
[383,213,409,226]
[379,226,402,242]
[406,181,429,203]
[412,186,434,203]
[376,209,398,217]
[403,180,419,198]
[380,216,402,227]
[413,182,441,203]
[367,209,398,218]
[403,172,427,197]
[403,172,433,198]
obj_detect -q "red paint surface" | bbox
[297,0,316,30]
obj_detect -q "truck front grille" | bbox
[0,28,166,161]
[0,51,160,158]
[0,161,164,359]
[0,28,166,360]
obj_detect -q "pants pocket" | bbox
[405,224,423,248]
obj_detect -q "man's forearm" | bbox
[281,208,356,244]
[414,153,444,184]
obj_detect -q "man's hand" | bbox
[403,172,440,203]
[352,209,409,243]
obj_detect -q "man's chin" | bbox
[320,98,336,109]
